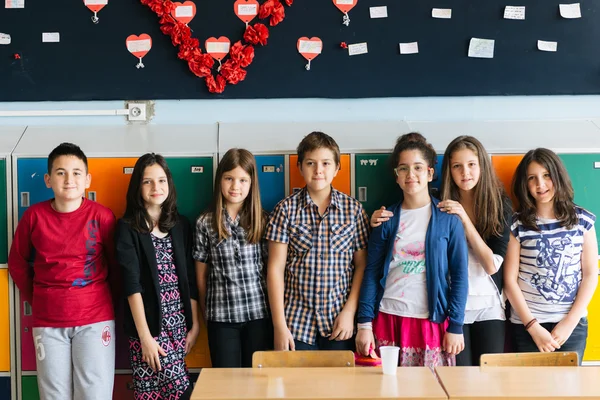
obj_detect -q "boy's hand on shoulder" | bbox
[185,323,201,355]
[274,324,295,351]
[330,309,354,341]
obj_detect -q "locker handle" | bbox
[87,191,97,201]
[24,301,32,316]
[358,187,367,202]
[21,192,30,208]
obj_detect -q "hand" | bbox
[370,206,393,228]
[442,332,465,355]
[355,329,378,357]
[184,323,200,355]
[437,200,468,223]
[140,335,168,372]
[274,324,295,351]
[529,323,560,352]
[551,317,578,348]
[330,310,354,341]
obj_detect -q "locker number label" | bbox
[263,165,275,173]
[191,166,204,173]
[594,161,600,169]
[123,167,134,174]
[360,159,379,166]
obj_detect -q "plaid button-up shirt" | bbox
[193,210,270,323]
[265,187,369,345]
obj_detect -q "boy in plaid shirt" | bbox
[266,132,369,350]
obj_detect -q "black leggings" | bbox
[456,319,506,366]
[207,318,273,367]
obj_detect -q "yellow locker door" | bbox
[289,154,351,196]
[86,158,138,219]
[0,269,9,371]
[584,261,600,362]
[491,154,523,209]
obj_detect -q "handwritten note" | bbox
[5,0,24,8]
[559,3,581,18]
[127,39,152,53]
[206,42,230,53]
[175,5,194,17]
[432,8,451,18]
[42,32,60,43]
[399,42,419,54]
[348,42,368,56]
[0,33,10,45]
[369,6,388,18]
[468,38,494,59]
[298,40,322,54]
[538,40,557,52]
[336,0,353,4]
[504,6,525,20]
[84,0,108,5]
[237,3,257,15]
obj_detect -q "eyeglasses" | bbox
[393,165,430,177]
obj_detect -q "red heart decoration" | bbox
[126,34,152,58]
[234,0,259,24]
[297,37,322,61]
[205,36,231,61]
[332,0,357,14]
[171,1,196,25]
[84,0,108,13]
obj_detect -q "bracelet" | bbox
[357,322,372,330]
[525,318,538,330]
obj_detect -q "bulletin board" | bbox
[0,0,599,101]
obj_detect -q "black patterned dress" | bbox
[129,234,190,399]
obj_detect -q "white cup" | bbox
[379,346,400,375]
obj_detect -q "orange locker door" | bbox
[185,315,211,368]
[0,270,9,371]
[289,154,351,196]
[86,158,138,219]
[491,154,523,209]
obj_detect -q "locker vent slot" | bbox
[88,191,97,201]
[358,187,367,202]
[262,165,275,173]
[21,192,30,208]
[24,301,32,316]
[123,167,134,174]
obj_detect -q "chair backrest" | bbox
[480,352,579,367]
[252,350,355,368]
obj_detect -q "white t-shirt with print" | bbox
[379,203,431,319]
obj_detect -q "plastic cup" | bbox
[379,346,400,375]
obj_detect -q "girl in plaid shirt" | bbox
[194,149,272,367]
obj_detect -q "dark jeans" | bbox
[207,318,273,367]
[511,317,588,365]
[456,319,506,366]
[294,335,355,351]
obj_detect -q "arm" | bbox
[127,293,167,371]
[195,261,208,322]
[185,299,200,354]
[181,216,200,353]
[8,213,34,303]
[101,211,120,307]
[267,240,295,350]
[192,215,211,323]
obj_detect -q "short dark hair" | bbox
[47,142,88,173]
[390,132,436,170]
[123,153,178,233]
[296,131,341,166]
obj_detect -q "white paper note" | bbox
[84,0,108,5]
[468,38,494,58]
[237,4,257,15]
[432,8,451,18]
[336,0,353,4]
[42,32,60,43]
[560,3,581,18]
[538,40,557,52]
[5,0,24,8]
[348,42,368,56]
[206,42,230,53]
[298,40,322,54]
[127,39,151,53]
[0,33,10,45]
[369,6,388,18]
[504,6,525,20]
[399,42,419,54]
[175,5,194,17]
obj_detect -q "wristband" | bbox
[525,318,538,330]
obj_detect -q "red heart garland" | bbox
[140,0,293,93]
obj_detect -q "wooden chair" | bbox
[480,352,579,367]
[252,350,355,368]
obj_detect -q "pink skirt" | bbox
[373,311,455,368]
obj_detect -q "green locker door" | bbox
[0,159,6,264]
[354,154,401,217]
[22,376,40,400]
[166,157,214,224]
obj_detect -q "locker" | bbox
[255,155,285,212]
[0,376,9,400]
[0,270,9,371]
[0,160,7,263]
[113,374,135,400]
[491,154,524,208]
[21,376,39,400]
[289,154,351,196]
[430,154,444,199]
[16,158,53,220]
[166,157,214,221]
[584,279,600,362]
[185,314,212,368]
[86,158,138,219]
[354,154,401,217]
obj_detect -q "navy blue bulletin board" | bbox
[1,0,599,101]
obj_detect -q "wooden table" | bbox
[191,367,448,400]
[435,366,600,399]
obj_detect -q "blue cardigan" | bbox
[357,196,469,334]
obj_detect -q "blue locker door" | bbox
[255,155,285,212]
[17,158,53,220]
[0,376,9,400]
[430,154,444,199]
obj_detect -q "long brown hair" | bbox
[441,136,506,239]
[208,148,265,243]
[512,148,577,231]
[123,153,178,233]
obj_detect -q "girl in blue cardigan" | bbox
[356,133,469,368]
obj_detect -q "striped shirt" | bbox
[265,187,369,345]
[193,209,269,323]
[510,206,595,324]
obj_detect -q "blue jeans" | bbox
[294,335,355,351]
[511,317,588,365]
